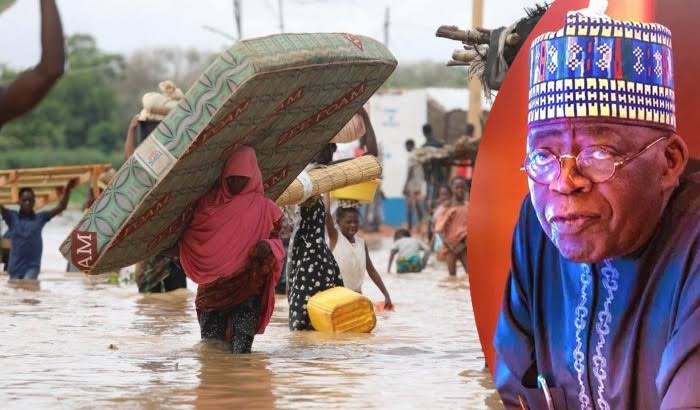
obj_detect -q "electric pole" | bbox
[383,6,390,47]
[233,0,242,40]
[279,0,285,33]
[468,0,483,140]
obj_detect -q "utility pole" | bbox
[279,0,285,33]
[383,6,390,47]
[468,0,484,140]
[233,0,242,40]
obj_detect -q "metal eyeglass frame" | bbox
[520,135,668,184]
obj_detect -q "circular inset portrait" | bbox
[468,0,700,408]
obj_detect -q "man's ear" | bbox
[661,133,689,190]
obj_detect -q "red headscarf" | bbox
[180,146,284,334]
[179,146,284,285]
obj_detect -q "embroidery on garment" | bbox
[592,259,619,410]
[573,263,594,410]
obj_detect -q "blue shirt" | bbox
[494,174,700,410]
[2,210,51,276]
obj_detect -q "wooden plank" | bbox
[0,163,113,209]
[3,171,90,183]
[91,165,103,198]
[9,173,82,181]
[1,179,73,189]
[0,163,111,176]
[0,165,110,187]
[0,186,65,194]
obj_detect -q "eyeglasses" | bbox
[521,136,668,185]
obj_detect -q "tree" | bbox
[118,47,217,117]
[384,61,469,89]
[0,35,468,169]
[0,33,125,154]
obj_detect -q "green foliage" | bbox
[385,61,468,89]
[0,33,126,155]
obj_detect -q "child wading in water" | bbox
[325,198,393,309]
[434,177,468,276]
[387,228,431,273]
[430,185,452,260]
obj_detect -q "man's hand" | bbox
[49,177,76,218]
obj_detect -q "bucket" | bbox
[330,179,381,204]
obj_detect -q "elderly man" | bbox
[0,0,64,128]
[494,12,699,410]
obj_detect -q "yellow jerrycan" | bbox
[307,287,376,333]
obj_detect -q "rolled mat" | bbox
[276,155,381,206]
[330,113,365,143]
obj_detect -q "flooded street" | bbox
[0,211,502,409]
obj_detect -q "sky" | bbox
[0,0,540,69]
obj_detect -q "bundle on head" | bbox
[139,80,184,122]
[436,3,549,95]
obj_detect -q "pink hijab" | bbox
[179,146,284,285]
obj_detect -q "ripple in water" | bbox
[0,217,503,409]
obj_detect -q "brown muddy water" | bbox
[0,211,503,409]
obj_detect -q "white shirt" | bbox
[332,232,366,293]
[392,237,430,259]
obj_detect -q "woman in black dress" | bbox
[287,195,344,330]
[287,142,345,330]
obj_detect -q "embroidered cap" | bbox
[527,12,676,131]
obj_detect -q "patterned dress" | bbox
[287,199,343,330]
[198,296,260,353]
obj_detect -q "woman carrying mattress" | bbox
[166,145,285,353]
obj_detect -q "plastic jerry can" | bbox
[307,287,376,333]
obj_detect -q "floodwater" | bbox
[0,211,503,409]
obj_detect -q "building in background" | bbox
[334,87,491,227]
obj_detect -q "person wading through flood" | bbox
[434,177,468,276]
[287,144,344,331]
[403,139,424,231]
[430,185,453,261]
[286,108,381,329]
[0,0,65,270]
[165,146,284,353]
[1,180,75,280]
[326,202,393,309]
[124,81,188,294]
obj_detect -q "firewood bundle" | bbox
[435,3,549,94]
[412,138,474,164]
